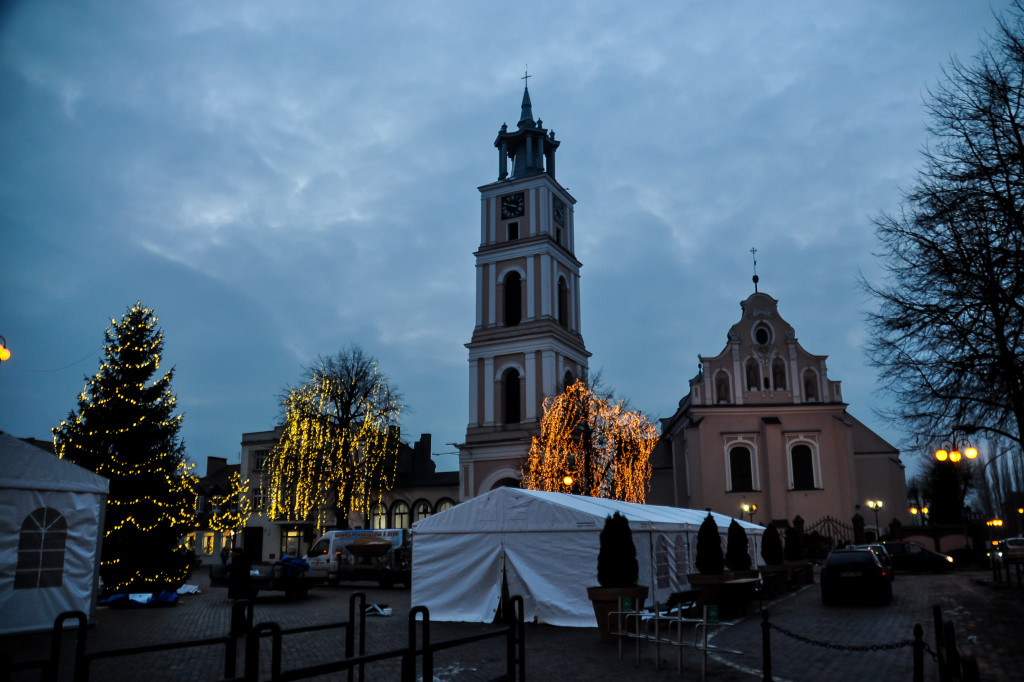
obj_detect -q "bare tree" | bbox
[266,345,404,530]
[864,2,1024,465]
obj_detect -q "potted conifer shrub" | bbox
[725,519,756,577]
[586,512,648,642]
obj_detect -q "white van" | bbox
[304,529,411,588]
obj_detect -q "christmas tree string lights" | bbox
[54,302,196,593]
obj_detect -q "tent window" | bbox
[15,507,67,590]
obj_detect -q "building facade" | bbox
[656,291,907,539]
[458,85,590,499]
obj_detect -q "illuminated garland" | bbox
[266,356,402,530]
[53,302,196,592]
[521,381,657,503]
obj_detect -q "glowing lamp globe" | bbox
[965,447,978,459]
[935,449,948,462]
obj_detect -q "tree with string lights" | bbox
[266,345,404,530]
[208,471,252,540]
[521,380,657,503]
[54,302,196,594]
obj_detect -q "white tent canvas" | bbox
[411,488,763,627]
[0,433,109,635]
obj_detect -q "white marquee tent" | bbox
[0,432,109,635]
[411,488,763,627]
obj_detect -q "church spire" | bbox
[495,73,559,181]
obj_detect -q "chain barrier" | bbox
[767,621,937,660]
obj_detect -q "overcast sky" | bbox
[1,1,1012,476]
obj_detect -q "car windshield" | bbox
[1006,539,1024,548]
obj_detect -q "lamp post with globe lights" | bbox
[866,500,884,541]
[741,503,757,523]
[935,444,978,547]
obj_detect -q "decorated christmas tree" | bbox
[54,302,195,593]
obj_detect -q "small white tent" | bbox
[411,488,762,627]
[0,433,109,635]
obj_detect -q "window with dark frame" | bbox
[729,446,754,492]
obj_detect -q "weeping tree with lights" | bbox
[521,380,657,503]
[266,345,404,531]
[54,302,197,594]
[208,471,253,543]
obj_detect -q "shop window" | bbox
[435,499,454,513]
[413,500,432,522]
[370,504,387,530]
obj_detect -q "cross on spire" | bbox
[750,247,760,293]
[522,67,531,88]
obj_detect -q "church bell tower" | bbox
[458,83,591,499]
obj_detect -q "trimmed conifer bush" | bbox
[695,512,725,575]
[761,524,784,565]
[725,519,752,570]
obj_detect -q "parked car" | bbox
[821,548,892,606]
[883,541,954,572]
[851,543,895,580]
[993,537,1024,566]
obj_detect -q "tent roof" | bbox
[413,487,761,535]
[0,432,109,494]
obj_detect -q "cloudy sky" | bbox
[1,1,1012,475]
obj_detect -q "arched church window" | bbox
[772,357,787,390]
[729,446,754,492]
[791,444,816,490]
[391,500,410,529]
[563,370,575,391]
[503,271,522,327]
[745,358,760,391]
[15,508,67,589]
[803,368,819,401]
[369,504,387,530]
[715,371,731,404]
[557,277,569,328]
[503,368,521,424]
[412,500,432,523]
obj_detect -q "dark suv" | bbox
[821,548,892,606]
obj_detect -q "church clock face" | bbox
[501,192,525,219]
[553,197,565,225]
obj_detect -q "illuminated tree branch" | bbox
[522,381,657,502]
[266,345,404,530]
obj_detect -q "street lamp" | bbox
[741,503,757,522]
[867,500,883,540]
[0,335,10,364]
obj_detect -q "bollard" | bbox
[761,609,772,682]
[913,624,924,682]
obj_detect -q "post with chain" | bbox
[913,624,924,682]
[761,609,772,682]
[934,605,949,682]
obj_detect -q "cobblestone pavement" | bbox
[2,568,1022,681]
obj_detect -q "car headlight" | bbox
[945,555,954,563]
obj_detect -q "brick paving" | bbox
[2,567,1022,681]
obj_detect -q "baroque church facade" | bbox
[458,86,590,499]
[656,291,907,537]
[458,87,907,539]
